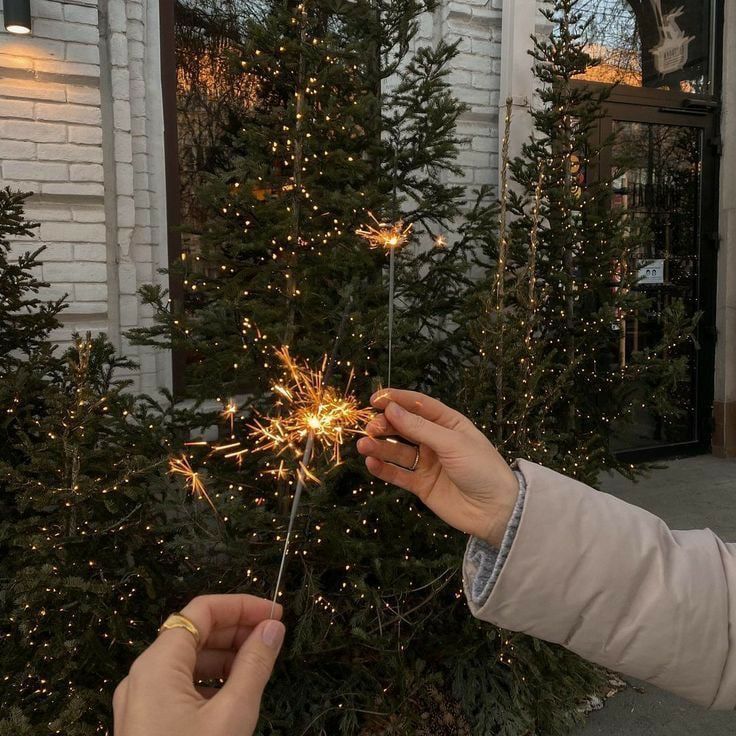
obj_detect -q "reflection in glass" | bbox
[574,0,712,94]
[611,121,701,449]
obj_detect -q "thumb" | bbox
[215,619,285,729]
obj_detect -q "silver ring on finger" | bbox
[410,446,420,472]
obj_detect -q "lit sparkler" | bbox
[356,212,413,387]
[168,454,219,517]
[250,346,373,469]
[250,346,373,616]
[222,400,238,436]
[355,212,413,251]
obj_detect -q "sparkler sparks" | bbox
[168,454,219,516]
[249,347,373,475]
[222,400,238,435]
[356,212,413,252]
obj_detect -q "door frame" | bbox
[583,85,721,460]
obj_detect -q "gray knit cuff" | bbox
[465,469,527,606]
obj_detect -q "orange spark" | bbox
[222,400,238,435]
[169,454,219,516]
[356,212,413,251]
[249,347,373,478]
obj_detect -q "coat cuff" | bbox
[465,469,527,607]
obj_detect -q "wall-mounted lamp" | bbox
[3,0,32,34]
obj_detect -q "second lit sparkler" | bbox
[356,213,413,387]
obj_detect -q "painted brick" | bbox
[10,37,65,61]
[0,78,66,102]
[33,19,99,44]
[68,301,108,314]
[44,261,106,282]
[0,138,34,159]
[34,59,99,78]
[34,0,64,19]
[70,163,104,182]
[42,181,104,196]
[37,143,103,163]
[0,98,34,118]
[63,5,99,25]
[0,120,65,142]
[114,134,133,163]
[75,283,108,301]
[120,295,139,326]
[40,222,106,242]
[3,160,68,181]
[472,135,495,152]
[40,285,73,303]
[110,68,131,101]
[72,205,106,222]
[24,206,73,222]
[110,33,128,63]
[35,102,102,126]
[38,242,73,260]
[126,3,144,21]
[0,53,35,71]
[74,243,107,261]
[68,125,102,145]
[66,85,102,107]
[113,100,131,131]
[66,43,100,65]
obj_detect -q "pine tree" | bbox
[462,0,697,484]
[0,192,189,735]
[132,1,607,734]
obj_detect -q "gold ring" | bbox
[410,446,420,471]
[159,613,201,646]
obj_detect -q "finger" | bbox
[149,595,283,679]
[194,649,237,681]
[112,677,128,718]
[371,389,466,430]
[364,456,423,495]
[380,401,458,454]
[212,619,285,728]
[205,624,257,651]
[364,414,399,438]
[357,436,418,469]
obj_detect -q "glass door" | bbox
[601,105,718,454]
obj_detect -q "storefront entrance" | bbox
[570,0,723,456]
[600,95,719,455]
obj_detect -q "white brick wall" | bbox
[0,0,169,394]
[1,0,507,394]
[394,1,503,204]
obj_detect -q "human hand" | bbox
[113,594,285,736]
[357,389,519,547]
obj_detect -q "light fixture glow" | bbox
[3,0,32,35]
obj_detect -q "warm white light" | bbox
[6,23,30,33]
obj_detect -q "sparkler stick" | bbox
[270,432,314,618]
[356,213,412,387]
[388,245,395,386]
[249,346,373,617]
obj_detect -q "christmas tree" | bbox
[0,190,191,735]
[132,1,606,734]
[461,0,697,484]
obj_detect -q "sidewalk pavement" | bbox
[572,454,736,736]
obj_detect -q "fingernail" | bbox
[386,401,405,417]
[371,390,390,405]
[261,620,285,649]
